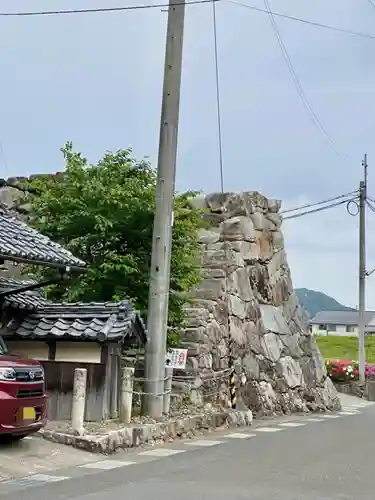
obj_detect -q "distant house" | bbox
[310,310,375,336]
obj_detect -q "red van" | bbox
[0,337,48,442]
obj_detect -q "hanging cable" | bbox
[283,196,359,220]
[367,0,375,9]
[280,190,359,214]
[212,0,224,193]
[227,1,375,41]
[262,0,348,162]
[211,0,236,408]
[0,1,218,17]
[0,0,374,44]
[366,199,375,212]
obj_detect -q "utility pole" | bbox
[358,153,368,383]
[143,0,186,418]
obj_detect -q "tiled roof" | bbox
[0,277,49,310]
[1,299,146,344]
[310,310,375,326]
[0,210,86,269]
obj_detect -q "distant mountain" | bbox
[295,288,355,319]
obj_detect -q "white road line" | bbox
[255,427,283,433]
[23,436,33,441]
[306,418,324,422]
[26,474,70,483]
[322,414,341,419]
[80,460,135,470]
[279,422,306,428]
[339,411,359,415]
[223,433,256,439]
[185,440,224,447]
[139,448,186,457]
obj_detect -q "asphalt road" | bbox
[1,395,374,500]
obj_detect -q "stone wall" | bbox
[178,192,340,416]
[0,177,340,415]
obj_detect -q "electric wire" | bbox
[367,0,375,9]
[262,0,348,162]
[228,1,375,41]
[366,199,375,212]
[0,0,218,17]
[211,0,235,404]
[283,196,359,220]
[0,0,374,43]
[212,0,224,193]
[280,190,359,214]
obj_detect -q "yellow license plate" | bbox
[23,407,36,420]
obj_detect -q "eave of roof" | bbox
[1,294,147,344]
[310,309,375,326]
[0,210,86,270]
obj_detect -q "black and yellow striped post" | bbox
[230,371,237,409]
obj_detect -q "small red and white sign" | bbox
[165,348,188,369]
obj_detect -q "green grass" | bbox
[316,335,375,364]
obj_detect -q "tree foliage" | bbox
[22,142,205,343]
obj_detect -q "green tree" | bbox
[22,142,204,343]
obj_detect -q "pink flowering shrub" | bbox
[326,359,375,382]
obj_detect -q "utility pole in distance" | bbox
[358,153,368,383]
[143,0,186,418]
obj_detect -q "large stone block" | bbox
[227,267,254,302]
[202,243,245,271]
[260,333,283,362]
[184,307,211,328]
[242,352,260,379]
[272,230,284,251]
[229,240,260,263]
[220,216,256,242]
[199,228,221,245]
[265,212,282,230]
[268,199,282,213]
[229,316,247,346]
[259,305,291,335]
[229,294,247,319]
[206,320,227,343]
[277,356,304,388]
[193,278,226,300]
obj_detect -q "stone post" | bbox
[163,366,173,414]
[119,367,134,424]
[71,368,87,435]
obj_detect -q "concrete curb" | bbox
[39,409,253,454]
[334,379,375,401]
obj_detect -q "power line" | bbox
[212,0,224,193]
[262,0,348,161]
[283,197,358,220]
[228,1,375,41]
[0,0,374,44]
[367,0,375,9]
[0,0,217,17]
[280,190,359,214]
[366,199,375,212]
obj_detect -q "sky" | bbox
[1,0,375,308]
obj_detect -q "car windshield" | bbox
[0,336,8,355]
